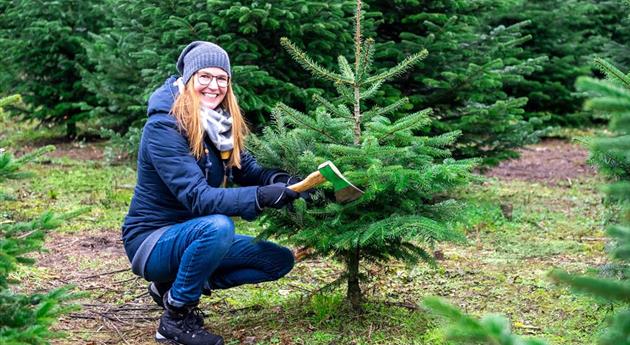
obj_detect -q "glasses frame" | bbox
[195,73,230,88]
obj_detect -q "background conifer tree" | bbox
[83,0,362,133]
[0,95,82,344]
[366,0,546,164]
[0,0,108,138]
[249,0,476,310]
[491,0,630,126]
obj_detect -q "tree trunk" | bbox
[66,120,77,139]
[346,246,363,311]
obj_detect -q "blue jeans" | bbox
[144,215,294,306]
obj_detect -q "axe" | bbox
[287,161,363,262]
[287,161,363,203]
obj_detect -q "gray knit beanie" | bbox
[176,41,231,85]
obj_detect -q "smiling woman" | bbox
[121,41,312,345]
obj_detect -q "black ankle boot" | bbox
[155,292,223,345]
[148,282,172,308]
[149,282,212,309]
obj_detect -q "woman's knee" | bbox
[196,215,235,247]
[273,245,295,279]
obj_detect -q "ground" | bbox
[2,132,612,344]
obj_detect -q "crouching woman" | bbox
[122,41,302,345]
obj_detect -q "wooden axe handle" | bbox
[288,170,327,192]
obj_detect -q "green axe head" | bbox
[317,161,364,203]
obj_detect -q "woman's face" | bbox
[194,67,229,109]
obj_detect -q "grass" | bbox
[1,116,613,344]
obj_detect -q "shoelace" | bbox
[181,307,206,331]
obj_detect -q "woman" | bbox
[122,41,303,345]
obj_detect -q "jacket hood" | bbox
[147,76,180,117]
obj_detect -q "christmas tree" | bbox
[250,0,476,310]
[0,95,80,344]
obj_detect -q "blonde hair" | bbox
[171,79,249,168]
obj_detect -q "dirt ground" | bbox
[485,139,597,185]
[19,138,603,344]
[15,137,106,161]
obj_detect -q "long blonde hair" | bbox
[171,79,249,168]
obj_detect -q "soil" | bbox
[46,141,105,161]
[14,137,106,161]
[17,138,601,344]
[484,139,597,185]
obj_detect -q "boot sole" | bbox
[155,331,224,345]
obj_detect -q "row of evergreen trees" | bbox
[1,0,628,162]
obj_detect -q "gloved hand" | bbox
[271,173,301,186]
[256,183,300,210]
[272,173,315,202]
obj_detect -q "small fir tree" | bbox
[0,95,80,344]
[250,0,476,310]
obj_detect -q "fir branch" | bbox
[425,130,462,148]
[423,297,549,345]
[550,269,630,303]
[0,146,55,183]
[360,80,384,100]
[356,38,375,82]
[313,94,352,119]
[359,215,463,247]
[280,38,350,84]
[593,58,630,88]
[588,97,630,112]
[338,55,355,81]
[365,49,428,84]
[500,34,532,49]
[274,103,338,142]
[363,97,410,121]
[270,107,287,136]
[376,108,432,142]
[15,145,55,164]
[576,77,630,114]
[335,83,355,103]
[0,94,21,108]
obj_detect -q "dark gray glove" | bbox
[256,183,300,210]
[272,173,315,202]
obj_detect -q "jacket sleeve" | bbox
[144,118,259,221]
[231,151,284,186]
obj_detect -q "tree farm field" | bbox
[2,123,611,344]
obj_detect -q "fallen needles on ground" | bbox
[76,267,130,280]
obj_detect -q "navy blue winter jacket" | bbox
[122,76,280,262]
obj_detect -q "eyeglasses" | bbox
[196,73,229,88]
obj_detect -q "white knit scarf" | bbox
[174,77,234,153]
[200,106,233,152]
